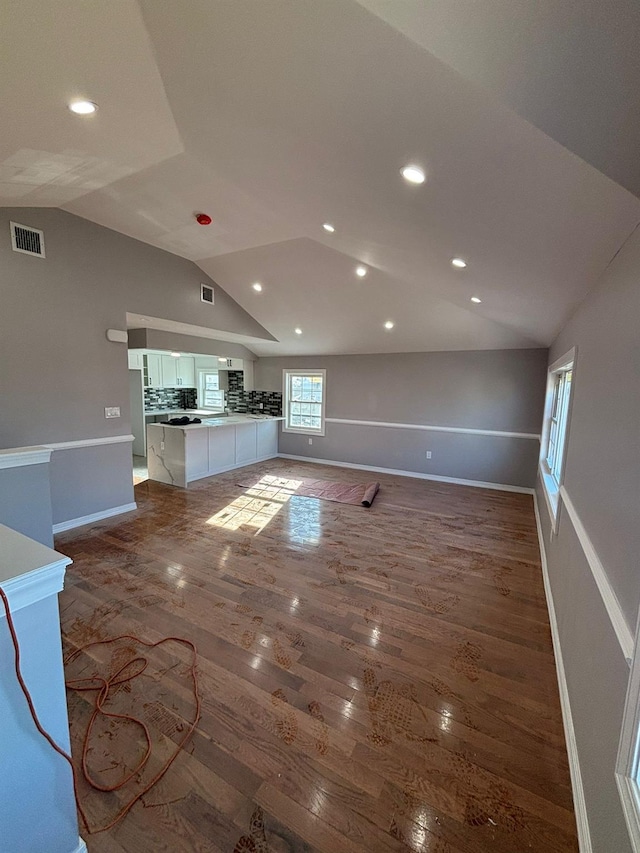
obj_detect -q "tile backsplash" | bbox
[227,370,244,392]
[143,380,281,416]
[224,371,282,416]
[227,390,282,417]
[144,387,197,411]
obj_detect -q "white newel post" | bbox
[0,524,86,853]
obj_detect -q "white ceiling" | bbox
[0,0,182,204]
[355,0,640,198]
[2,0,640,355]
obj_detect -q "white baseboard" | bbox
[277,453,534,495]
[73,838,88,853]
[533,492,592,853]
[52,502,137,533]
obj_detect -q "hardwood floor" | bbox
[56,459,578,853]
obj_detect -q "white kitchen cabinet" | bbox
[185,429,209,482]
[217,358,243,371]
[161,355,178,387]
[176,356,195,387]
[256,420,278,459]
[148,354,197,388]
[208,425,236,471]
[128,349,144,370]
[144,353,163,387]
[235,422,257,464]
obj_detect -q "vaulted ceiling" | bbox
[2,0,639,355]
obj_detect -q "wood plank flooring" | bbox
[55,459,578,853]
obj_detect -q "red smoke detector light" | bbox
[196,213,212,225]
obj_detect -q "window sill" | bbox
[539,463,560,533]
[282,426,325,437]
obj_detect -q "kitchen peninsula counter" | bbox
[146,415,282,487]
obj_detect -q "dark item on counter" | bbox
[160,417,202,426]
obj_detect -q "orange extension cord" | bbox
[0,585,201,834]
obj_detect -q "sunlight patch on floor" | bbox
[206,475,303,534]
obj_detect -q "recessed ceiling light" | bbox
[295,327,302,335]
[252,282,263,292]
[384,320,395,330]
[451,258,467,268]
[470,296,482,303]
[356,265,367,278]
[323,223,335,233]
[68,100,98,115]
[170,352,181,357]
[401,164,425,185]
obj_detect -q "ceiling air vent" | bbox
[201,283,214,305]
[10,221,45,257]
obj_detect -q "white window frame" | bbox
[617,613,640,851]
[539,347,576,532]
[198,369,225,411]
[282,369,326,436]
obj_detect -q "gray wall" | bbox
[0,463,53,546]
[0,207,271,525]
[49,444,134,526]
[127,328,257,362]
[537,223,640,852]
[537,479,633,853]
[256,349,548,488]
[549,224,640,626]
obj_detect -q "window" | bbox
[545,368,572,484]
[539,348,575,529]
[199,370,225,410]
[283,369,326,435]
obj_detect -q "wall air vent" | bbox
[201,283,214,305]
[10,221,45,257]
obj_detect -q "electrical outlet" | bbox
[161,441,165,451]
[308,438,313,445]
[426,450,432,459]
[259,402,264,409]
[105,406,120,419]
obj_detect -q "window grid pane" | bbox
[285,372,324,432]
[552,370,572,482]
[545,367,572,485]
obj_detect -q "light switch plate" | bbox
[105,406,121,419]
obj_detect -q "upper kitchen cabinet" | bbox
[176,357,195,387]
[139,350,234,388]
[144,352,163,387]
[217,358,243,371]
[143,352,196,388]
[161,354,179,387]
[128,350,144,370]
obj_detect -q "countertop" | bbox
[144,408,218,417]
[147,414,284,431]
